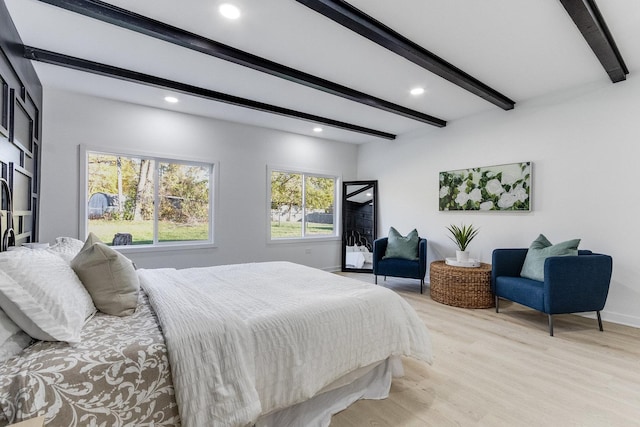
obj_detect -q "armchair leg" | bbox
[548,315,554,336]
[375,275,378,285]
[495,295,499,313]
[597,311,604,332]
[420,279,424,294]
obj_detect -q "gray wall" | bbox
[41,88,358,271]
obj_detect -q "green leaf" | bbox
[446,223,480,251]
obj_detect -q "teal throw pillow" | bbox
[383,227,419,261]
[520,234,580,281]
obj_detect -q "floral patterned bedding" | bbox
[0,294,180,426]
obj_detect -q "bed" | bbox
[344,245,373,269]
[0,238,432,426]
[344,231,374,269]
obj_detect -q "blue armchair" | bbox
[492,249,613,336]
[373,238,427,293]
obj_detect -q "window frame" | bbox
[267,165,340,243]
[79,145,218,252]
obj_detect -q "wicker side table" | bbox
[429,261,494,308]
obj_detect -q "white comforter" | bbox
[138,261,432,427]
[345,251,366,268]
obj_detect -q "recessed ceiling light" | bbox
[164,96,179,103]
[219,3,241,19]
[410,87,425,96]
[313,127,323,132]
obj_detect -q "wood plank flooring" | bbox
[331,273,640,427]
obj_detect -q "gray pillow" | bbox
[383,227,419,261]
[1,308,32,362]
[520,234,580,282]
[71,233,140,316]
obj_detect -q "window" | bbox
[269,168,338,240]
[82,148,214,247]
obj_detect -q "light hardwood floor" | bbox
[331,273,640,427]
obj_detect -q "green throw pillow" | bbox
[383,227,419,261]
[520,234,580,282]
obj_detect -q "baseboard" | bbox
[599,311,640,329]
[571,311,639,329]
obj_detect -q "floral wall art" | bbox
[439,162,531,211]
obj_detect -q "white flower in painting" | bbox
[439,186,450,198]
[480,201,494,210]
[501,173,519,186]
[512,185,529,203]
[468,188,482,203]
[485,178,505,196]
[455,184,481,207]
[497,184,529,209]
[455,183,471,205]
[455,190,470,206]
[497,192,517,209]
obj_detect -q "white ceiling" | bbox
[5,0,639,144]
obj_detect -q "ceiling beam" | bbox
[36,0,446,128]
[295,0,515,111]
[558,0,628,83]
[23,46,397,140]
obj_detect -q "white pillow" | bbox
[47,236,85,263]
[0,331,32,362]
[0,309,31,362]
[0,250,96,343]
[0,310,20,344]
[0,307,21,344]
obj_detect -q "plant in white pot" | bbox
[447,224,479,262]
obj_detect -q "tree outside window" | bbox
[270,170,336,239]
[86,151,212,246]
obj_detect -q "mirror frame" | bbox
[341,180,378,272]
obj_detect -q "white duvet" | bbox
[138,261,432,427]
[345,251,366,268]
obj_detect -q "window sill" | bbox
[113,241,216,254]
[267,236,340,245]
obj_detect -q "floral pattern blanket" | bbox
[0,294,180,426]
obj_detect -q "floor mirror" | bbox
[342,180,377,272]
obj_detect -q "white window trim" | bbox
[266,165,341,244]
[79,144,218,251]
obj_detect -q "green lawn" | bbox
[271,221,334,238]
[89,219,209,245]
[91,219,330,242]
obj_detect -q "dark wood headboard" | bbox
[0,0,43,250]
[345,230,372,251]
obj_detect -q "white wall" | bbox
[40,89,358,271]
[40,77,640,326]
[358,75,640,327]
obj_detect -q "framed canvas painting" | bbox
[439,162,531,211]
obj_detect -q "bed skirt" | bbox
[256,356,403,427]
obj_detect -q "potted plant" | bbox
[447,224,479,262]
